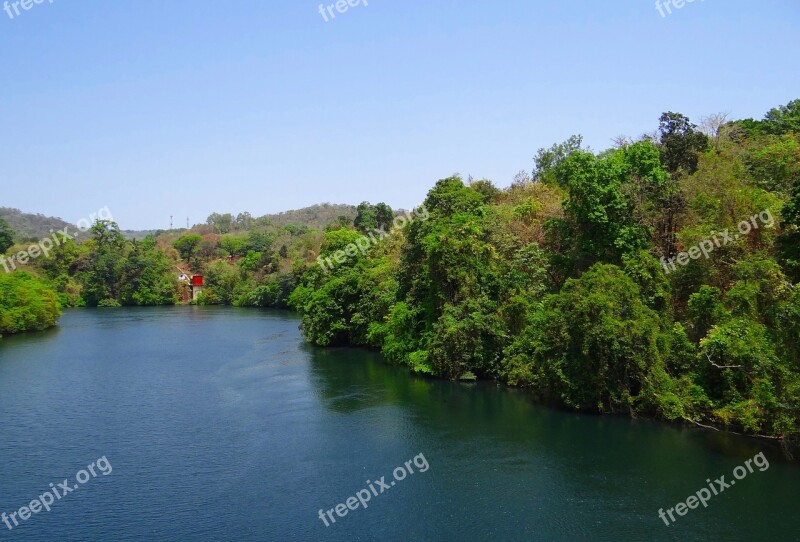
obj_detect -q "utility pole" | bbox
[186,217,189,229]
[170,215,173,230]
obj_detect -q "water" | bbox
[0,307,797,541]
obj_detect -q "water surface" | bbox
[0,308,797,541]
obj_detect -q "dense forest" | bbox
[3,100,799,450]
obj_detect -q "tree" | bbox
[511,170,532,188]
[354,202,377,232]
[246,230,274,253]
[777,173,800,281]
[533,135,584,185]
[173,234,203,262]
[0,217,13,253]
[220,235,247,257]
[0,272,61,336]
[325,215,354,231]
[745,135,800,194]
[235,212,253,230]
[197,235,221,261]
[469,179,501,202]
[79,221,127,306]
[503,264,666,413]
[89,220,125,248]
[119,238,177,306]
[763,99,800,135]
[657,112,709,175]
[373,203,394,231]
[548,141,668,269]
[206,213,234,234]
[700,112,730,149]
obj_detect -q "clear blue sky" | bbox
[1,0,798,230]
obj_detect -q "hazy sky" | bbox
[1,0,798,230]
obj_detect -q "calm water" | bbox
[0,308,797,541]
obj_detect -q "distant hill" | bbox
[0,207,72,241]
[121,229,159,240]
[0,207,158,241]
[258,203,357,230]
[202,204,359,233]
[1,202,360,243]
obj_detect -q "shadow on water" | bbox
[304,344,791,465]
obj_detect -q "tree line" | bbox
[3,99,800,450]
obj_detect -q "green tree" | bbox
[658,112,709,175]
[0,272,61,336]
[504,264,667,413]
[777,173,800,280]
[373,203,394,231]
[533,135,584,186]
[0,217,13,254]
[354,201,377,232]
[79,221,127,306]
[207,213,234,234]
[119,238,177,306]
[548,141,668,270]
[763,99,800,135]
[220,235,248,257]
[173,234,203,262]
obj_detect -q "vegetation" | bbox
[286,101,800,447]
[4,100,800,450]
[0,207,72,242]
[0,272,60,336]
[0,217,13,254]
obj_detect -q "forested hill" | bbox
[259,203,357,229]
[0,203,358,243]
[0,207,71,241]
[204,203,358,232]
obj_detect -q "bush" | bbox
[0,272,61,336]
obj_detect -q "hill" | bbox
[0,207,71,241]
[262,203,357,229]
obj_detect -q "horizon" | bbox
[1,201,365,232]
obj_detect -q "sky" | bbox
[0,0,798,230]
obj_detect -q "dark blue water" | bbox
[0,308,797,541]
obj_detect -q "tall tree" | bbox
[0,218,13,254]
[173,234,203,263]
[657,112,709,175]
[354,202,377,232]
[373,203,394,231]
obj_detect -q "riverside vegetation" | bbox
[2,101,800,450]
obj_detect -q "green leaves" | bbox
[0,272,61,336]
[0,217,14,254]
[504,264,664,413]
[281,103,800,441]
[658,112,709,175]
[173,234,203,262]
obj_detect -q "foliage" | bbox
[503,264,665,413]
[9,100,800,444]
[657,112,709,175]
[173,234,203,263]
[0,217,14,253]
[283,101,800,442]
[0,272,61,336]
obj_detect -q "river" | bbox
[0,307,797,541]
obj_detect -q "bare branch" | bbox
[705,353,743,369]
